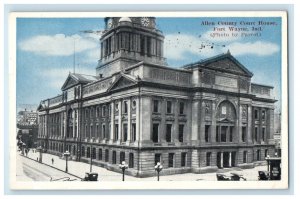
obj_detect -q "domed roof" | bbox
[119,17,132,23]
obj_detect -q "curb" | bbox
[20,154,83,180]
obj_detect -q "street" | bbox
[16,150,269,181]
[16,154,81,181]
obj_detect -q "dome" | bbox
[119,17,132,23]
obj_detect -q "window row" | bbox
[153,100,185,115]
[254,109,267,120]
[81,147,135,168]
[152,123,185,143]
[155,152,188,168]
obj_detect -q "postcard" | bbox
[8,11,288,190]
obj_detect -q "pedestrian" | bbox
[37,157,38,162]
[51,158,54,165]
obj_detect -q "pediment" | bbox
[108,74,137,91]
[61,75,79,91]
[218,118,234,123]
[205,57,252,77]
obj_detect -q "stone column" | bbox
[220,152,224,168]
[127,98,132,143]
[191,100,200,144]
[174,100,179,142]
[267,108,275,144]
[199,100,206,144]
[136,97,140,143]
[118,101,122,142]
[160,99,166,143]
[229,152,232,167]
[247,105,252,144]
[211,101,216,143]
[73,109,76,138]
[110,102,115,142]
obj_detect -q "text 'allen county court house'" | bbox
[37,17,277,177]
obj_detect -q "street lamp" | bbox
[154,162,163,181]
[119,161,128,181]
[36,146,43,163]
[63,150,71,173]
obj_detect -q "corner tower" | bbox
[96,17,166,77]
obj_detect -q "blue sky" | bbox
[16,17,282,111]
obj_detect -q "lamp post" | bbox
[154,162,163,181]
[63,150,71,173]
[119,161,128,181]
[36,146,43,163]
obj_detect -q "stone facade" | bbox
[37,17,276,177]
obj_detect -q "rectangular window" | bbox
[262,110,266,120]
[221,126,227,142]
[206,152,211,166]
[257,150,260,161]
[102,124,106,139]
[243,151,247,163]
[242,127,246,142]
[181,152,187,167]
[255,127,258,142]
[123,123,128,142]
[229,126,233,142]
[123,101,128,114]
[152,123,159,143]
[216,126,219,142]
[153,100,159,113]
[131,123,136,141]
[129,153,134,168]
[205,125,210,142]
[178,124,184,142]
[265,149,268,158]
[254,109,259,120]
[112,151,116,164]
[105,149,109,162]
[262,127,265,142]
[168,153,174,168]
[179,102,184,114]
[96,125,99,138]
[114,124,118,141]
[167,101,172,114]
[98,149,102,160]
[90,125,94,138]
[120,152,125,164]
[166,124,172,142]
[154,154,161,165]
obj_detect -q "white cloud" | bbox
[19,34,98,56]
[226,41,280,56]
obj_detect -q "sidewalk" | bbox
[26,150,267,181]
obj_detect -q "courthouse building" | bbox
[37,17,277,177]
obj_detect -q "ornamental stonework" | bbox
[242,105,248,120]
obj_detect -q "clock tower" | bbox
[96,17,166,77]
